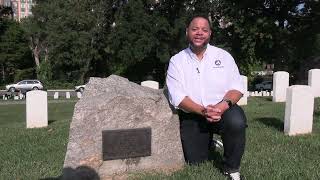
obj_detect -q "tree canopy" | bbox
[0,0,319,87]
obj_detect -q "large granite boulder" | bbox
[64,75,184,179]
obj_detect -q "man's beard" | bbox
[189,40,209,52]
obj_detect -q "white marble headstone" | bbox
[26,90,48,128]
[238,75,247,105]
[66,92,70,99]
[272,71,289,102]
[141,80,159,89]
[284,85,314,136]
[308,69,320,97]
[54,92,59,99]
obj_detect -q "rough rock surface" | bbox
[63,75,184,179]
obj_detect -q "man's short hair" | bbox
[186,15,212,29]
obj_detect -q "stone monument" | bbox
[64,75,184,179]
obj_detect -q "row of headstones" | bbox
[53,92,83,99]
[249,91,273,97]
[27,69,319,136]
[273,69,320,101]
[2,91,83,100]
[242,69,319,136]
[2,93,25,100]
[272,69,320,136]
[233,69,320,105]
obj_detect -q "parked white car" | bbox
[255,81,273,91]
[75,85,86,92]
[6,80,43,93]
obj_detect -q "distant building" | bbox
[0,0,12,7]
[10,0,35,21]
[0,0,13,19]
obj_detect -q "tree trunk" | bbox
[33,46,40,68]
[44,46,48,62]
[80,58,91,84]
[29,37,41,68]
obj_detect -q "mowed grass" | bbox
[134,97,320,180]
[0,101,76,179]
[0,97,319,179]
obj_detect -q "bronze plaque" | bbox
[102,127,151,160]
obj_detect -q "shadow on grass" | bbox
[48,120,56,125]
[252,96,272,102]
[256,117,283,131]
[265,96,273,101]
[40,166,100,180]
[208,148,224,171]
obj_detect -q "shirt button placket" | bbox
[197,60,205,106]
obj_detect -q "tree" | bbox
[209,0,320,82]
[0,19,34,84]
[23,0,114,84]
[19,0,319,86]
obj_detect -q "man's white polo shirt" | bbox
[166,44,244,108]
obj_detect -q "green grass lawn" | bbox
[0,101,76,180]
[0,97,319,179]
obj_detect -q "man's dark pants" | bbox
[178,104,247,173]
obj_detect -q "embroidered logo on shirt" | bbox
[213,60,224,68]
[215,60,221,66]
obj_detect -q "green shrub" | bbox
[13,68,36,82]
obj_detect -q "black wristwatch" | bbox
[222,99,233,108]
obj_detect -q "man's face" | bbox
[186,17,211,49]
